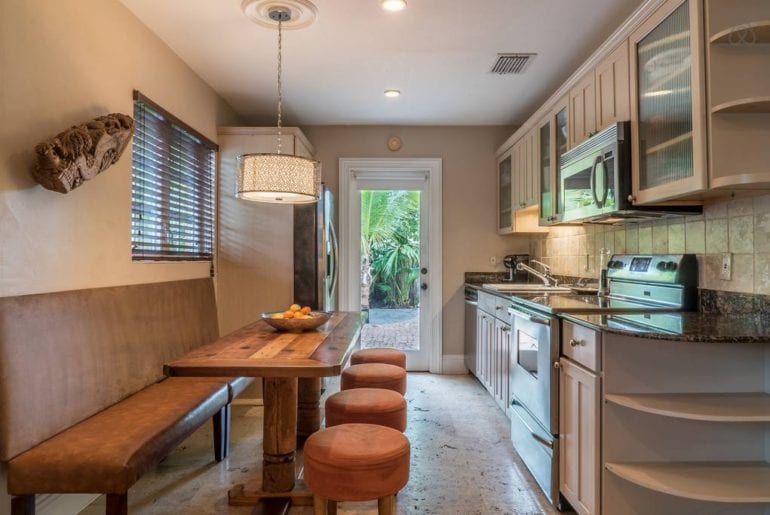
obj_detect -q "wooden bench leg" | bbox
[105,494,127,515]
[377,494,395,515]
[213,404,231,462]
[11,495,35,515]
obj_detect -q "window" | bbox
[131,91,217,261]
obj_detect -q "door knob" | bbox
[420,283,428,290]
[420,267,428,274]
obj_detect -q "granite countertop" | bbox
[562,312,770,343]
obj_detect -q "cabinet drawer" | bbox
[562,320,601,372]
[478,291,497,314]
[494,297,512,321]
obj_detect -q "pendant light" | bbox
[237,8,320,204]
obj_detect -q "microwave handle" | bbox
[590,154,606,209]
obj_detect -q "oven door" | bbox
[508,304,559,434]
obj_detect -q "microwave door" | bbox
[561,153,599,221]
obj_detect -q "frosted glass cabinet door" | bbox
[497,152,513,233]
[629,0,707,204]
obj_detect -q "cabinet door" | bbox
[497,152,513,233]
[500,321,511,415]
[629,0,707,204]
[570,73,597,147]
[560,358,600,515]
[553,95,570,220]
[482,313,495,393]
[595,40,630,130]
[524,129,539,207]
[475,310,486,380]
[538,115,554,224]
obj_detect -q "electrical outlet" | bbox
[720,253,732,280]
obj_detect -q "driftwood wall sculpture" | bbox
[32,113,134,193]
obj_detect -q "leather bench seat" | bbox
[350,348,406,369]
[325,388,407,432]
[200,376,255,402]
[8,378,228,495]
[341,363,407,395]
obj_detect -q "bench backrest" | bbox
[0,278,218,461]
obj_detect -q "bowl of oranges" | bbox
[261,304,332,332]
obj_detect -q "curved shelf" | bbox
[606,462,770,503]
[605,393,770,422]
[710,173,770,190]
[711,20,770,44]
[712,97,770,114]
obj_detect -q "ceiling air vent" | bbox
[490,53,536,74]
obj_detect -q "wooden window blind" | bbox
[131,91,218,261]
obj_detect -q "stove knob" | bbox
[656,261,667,271]
[665,261,678,271]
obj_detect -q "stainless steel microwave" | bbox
[556,121,700,224]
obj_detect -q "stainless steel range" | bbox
[507,254,698,509]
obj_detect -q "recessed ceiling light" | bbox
[384,89,401,98]
[381,0,407,12]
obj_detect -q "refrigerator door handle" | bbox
[329,218,339,305]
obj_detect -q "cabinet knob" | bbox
[569,338,582,347]
[553,361,561,369]
[627,194,636,203]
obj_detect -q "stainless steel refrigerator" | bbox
[293,185,338,311]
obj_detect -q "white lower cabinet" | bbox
[475,292,511,416]
[560,357,600,515]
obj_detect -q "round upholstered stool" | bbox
[341,363,406,395]
[351,348,406,369]
[325,388,407,432]
[304,423,410,515]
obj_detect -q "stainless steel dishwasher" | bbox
[463,288,478,375]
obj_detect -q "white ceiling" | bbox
[119,0,643,126]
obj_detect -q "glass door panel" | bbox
[539,121,552,223]
[636,0,694,190]
[498,155,512,231]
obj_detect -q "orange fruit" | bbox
[300,306,312,315]
[283,310,295,319]
[271,313,284,319]
[289,304,301,312]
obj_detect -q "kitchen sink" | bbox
[482,283,572,293]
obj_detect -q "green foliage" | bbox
[360,190,420,308]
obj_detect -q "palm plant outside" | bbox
[360,190,420,310]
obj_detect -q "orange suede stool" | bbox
[350,348,406,369]
[341,363,406,395]
[325,388,407,432]
[303,423,410,515]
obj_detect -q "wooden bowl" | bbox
[261,311,332,332]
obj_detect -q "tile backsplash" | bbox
[527,193,770,296]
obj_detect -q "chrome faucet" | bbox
[516,260,559,286]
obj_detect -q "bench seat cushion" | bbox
[7,378,228,495]
[197,376,255,402]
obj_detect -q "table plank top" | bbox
[164,312,366,378]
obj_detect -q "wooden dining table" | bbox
[164,311,366,514]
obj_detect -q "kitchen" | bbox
[1,0,769,514]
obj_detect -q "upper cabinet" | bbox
[706,0,770,190]
[497,151,513,234]
[629,0,708,205]
[569,73,597,148]
[595,40,631,129]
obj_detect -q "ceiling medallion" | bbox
[241,0,318,30]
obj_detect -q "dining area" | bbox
[0,277,420,515]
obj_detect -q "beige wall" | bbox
[526,195,770,295]
[0,0,241,298]
[301,126,531,357]
[0,0,241,511]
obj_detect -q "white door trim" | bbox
[338,158,443,373]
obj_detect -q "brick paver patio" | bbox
[360,308,419,350]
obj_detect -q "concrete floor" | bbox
[81,374,557,515]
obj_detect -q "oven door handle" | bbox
[531,432,554,449]
[508,308,550,326]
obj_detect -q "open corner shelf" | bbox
[712,97,770,114]
[604,392,770,422]
[606,462,770,503]
[710,21,770,44]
